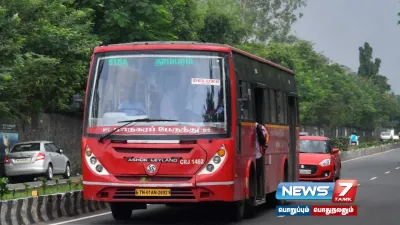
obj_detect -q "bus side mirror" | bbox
[71,93,84,111]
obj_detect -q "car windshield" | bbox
[300,140,328,153]
[381,132,390,136]
[11,143,40,153]
[86,51,229,137]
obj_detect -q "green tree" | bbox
[238,0,307,42]
[238,40,399,130]
[74,0,202,44]
[197,0,248,44]
[0,5,25,119]
[357,42,381,77]
[357,42,390,92]
[1,0,99,116]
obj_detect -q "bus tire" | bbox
[266,161,288,208]
[279,161,289,205]
[225,200,245,222]
[110,203,133,220]
[244,167,256,218]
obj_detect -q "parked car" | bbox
[299,136,341,182]
[380,132,392,141]
[4,141,71,182]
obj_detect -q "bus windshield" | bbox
[85,51,229,137]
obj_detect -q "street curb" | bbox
[339,142,400,161]
[0,191,108,225]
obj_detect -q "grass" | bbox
[2,179,83,200]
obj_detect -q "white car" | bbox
[380,132,392,141]
[4,141,71,183]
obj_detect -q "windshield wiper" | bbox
[98,118,177,142]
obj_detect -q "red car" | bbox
[299,136,341,181]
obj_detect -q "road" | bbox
[8,176,81,190]
[47,148,400,225]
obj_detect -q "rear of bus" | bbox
[81,43,236,217]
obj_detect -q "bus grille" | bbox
[113,188,195,200]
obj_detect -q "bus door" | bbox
[254,83,266,199]
[287,95,299,182]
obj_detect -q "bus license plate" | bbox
[135,189,171,197]
[299,169,311,174]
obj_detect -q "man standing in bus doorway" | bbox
[255,122,267,197]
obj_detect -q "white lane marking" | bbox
[277,216,285,217]
[370,177,377,180]
[49,204,152,224]
[385,171,390,174]
[396,167,400,170]
[49,212,112,225]
[342,148,400,163]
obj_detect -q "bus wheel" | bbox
[266,164,288,208]
[244,170,256,218]
[225,200,245,222]
[110,203,133,220]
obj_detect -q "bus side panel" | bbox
[234,122,256,201]
[295,126,300,181]
[265,124,289,194]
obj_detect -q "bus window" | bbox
[277,91,285,123]
[269,89,277,123]
[263,89,270,123]
[295,97,299,125]
[283,92,288,124]
[239,81,253,120]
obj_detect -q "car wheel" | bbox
[332,167,338,181]
[7,176,19,184]
[63,163,71,179]
[46,164,53,180]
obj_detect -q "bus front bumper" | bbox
[82,181,235,203]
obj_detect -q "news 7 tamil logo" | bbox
[276,180,358,203]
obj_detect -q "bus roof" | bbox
[93,41,295,75]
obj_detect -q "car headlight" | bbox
[85,145,109,175]
[198,145,227,175]
[319,159,331,167]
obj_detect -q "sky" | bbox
[292,0,400,93]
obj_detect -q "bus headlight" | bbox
[213,156,221,164]
[85,146,109,175]
[198,145,227,175]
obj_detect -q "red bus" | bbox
[80,41,300,221]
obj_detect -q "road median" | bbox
[0,191,108,225]
[339,142,400,161]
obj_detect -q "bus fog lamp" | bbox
[90,157,97,165]
[206,164,214,172]
[95,165,103,172]
[213,156,221,164]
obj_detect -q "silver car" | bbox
[4,141,71,181]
